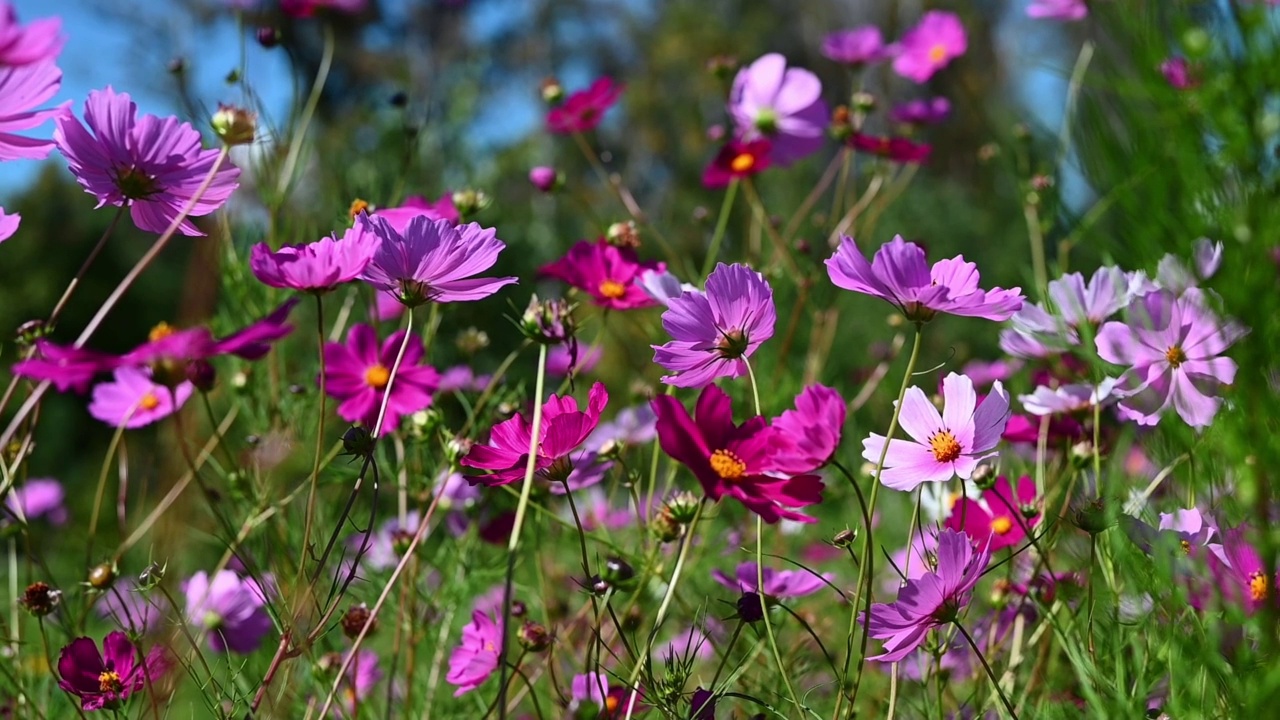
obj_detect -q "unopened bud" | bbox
[20,582,61,617]
[87,562,117,591]
[971,465,997,490]
[212,104,257,146]
[520,295,576,346]
[138,562,166,589]
[256,26,281,49]
[341,603,376,639]
[606,221,640,249]
[342,426,374,458]
[736,592,765,623]
[540,77,564,104]
[456,327,490,355]
[450,189,491,219]
[602,557,636,592]
[832,528,857,549]
[517,621,552,652]
[665,492,700,524]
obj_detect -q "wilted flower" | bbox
[20,581,60,616]
[728,53,828,165]
[321,324,440,436]
[546,77,624,134]
[210,103,255,146]
[892,11,967,83]
[57,631,169,711]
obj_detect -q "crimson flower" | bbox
[849,133,931,163]
[546,77,624,134]
[57,631,168,711]
[702,138,772,189]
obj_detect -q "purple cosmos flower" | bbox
[945,475,1038,552]
[359,511,422,570]
[358,214,517,308]
[652,385,824,524]
[539,239,662,310]
[183,570,272,654]
[446,608,501,696]
[691,688,717,719]
[712,561,832,599]
[373,193,459,231]
[3,477,66,524]
[0,3,64,66]
[528,165,559,192]
[999,266,1135,358]
[637,268,699,307]
[546,77,624,134]
[652,262,776,388]
[571,487,635,531]
[960,359,1022,390]
[1018,378,1117,417]
[702,137,772,188]
[862,373,1011,492]
[892,11,967,83]
[728,53,828,165]
[437,365,489,394]
[889,97,952,125]
[827,235,1024,322]
[332,650,382,718]
[548,344,602,377]
[57,631,168,711]
[462,382,608,486]
[0,61,67,161]
[250,222,378,293]
[0,207,17,242]
[1156,238,1224,294]
[55,88,240,236]
[1095,289,1244,428]
[88,367,194,428]
[1027,0,1089,21]
[321,324,440,436]
[863,528,990,662]
[96,586,163,634]
[771,384,845,474]
[821,26,890,66]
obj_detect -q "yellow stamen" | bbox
[990,516,1013,535]
[348,198,370,219]
[148,322,175,342]
[1249,571,1268,602]
[928,430,962,463]
[605,696,620,713]
[709,449,747,480]
[928,44,947,63]
[98,670,123,693]
[364,364,391,389]
[138,392,160,411]
[598,280,627,299]
[729,152,756,173]
[1165,346,1186,368]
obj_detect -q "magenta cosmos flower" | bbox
[1027,0,1088,21]
[89,367,194,428]
[890,97,952,125]
[702,137,772,189]
[892,11,967,83]
[330,650,382,718]
[864,528,990,662]
[0,2,64,66]
[183,570,272,654]
[729,53,828,166]
[862,373,1011,492]
[821,26,890,66]
[358,213,517,308]
[652,385,824,524]
[0,207,16,242]
[771,384,845,474]
[0,61,67,161]
[546,77,624,134]
[1095,288,1244,428]
[463,381,608,486]
[57,631,168,711]
[945,475,1038,552]
[281,0,367,17]
[374,193,458,231]
[712,561,833,599]
[827,235,1024,322]
[539,239,662,310]
[3,477,66,524]
[848,133,931,163]
[446,608,501,696]
[55,88,240,235]
[322,324,440,436]
[652,262,776,388]
[250,222,378,293]
[1208,528,1276,615]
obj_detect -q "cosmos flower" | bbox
[827,235,1024,322]
[892,11,967,83]
[249,222,378,293]
[1027,0,1089,21]
[88,367,194,429]
[728,53,828,165]
[321,324,440,436]
[1000,266,1137,359]
[584,403,658,453]
[0,2,64,66]
[651,385,824,524]
[702,137,772,188]
[2,477,66,524]
[1018,379,1117,417]
[1155,237,1223,294]
[770,384,845,474]
[330,650,382,718]
[446,608,501,696]
[863,528,990,662]
[95,585,163,634]
[1160,57,1196,89]
[821,26,891,66]
[528,165,560,192]
[945,475,1039,552]
[847,133,931,163]
[183,570,273,654]
[861,373,1011,492]
[357,214,517,308]
[637,268,699,307]
[0,207,18,242]
[546,77,624,134]
[547,344,602,377]
[57,631,169,711]
[712,561,833,599]
[652,262,776,388]
[0,61,67,161]
[55,87,241,235]
[1208,528,1276,615]
[568,672,644,717]
[373,193,459,231]
[889,97,952,125]
[539,239,662,310]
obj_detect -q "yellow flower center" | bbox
[1165,345,1186,368]
[139,392,160,411]
[709,449,747,480]
[148,322,175,342]
[990,516,1013,535]
[730,152,756,173]
[605,696,620,713]
[928,430,962,463]
[365,364,391,389]
[928,44,947,63]
[1179,539,1191,555]
[598,279,627,299]
[1249,571,1269,602]
[98,670,124,693]
[348,198,370,219]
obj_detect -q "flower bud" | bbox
[445,436,473,463]
[20,582,61,617]
[540,77,564,104]
[212,104,257,146]
[705,55,738,80]
[138,562,166,589]
[87,562,117,591]
[257,26,281,48]
[602,557,636,592]
[14,319,47,348]
[665,492,701,525]
[736,592,765,623]
[390,529,416,557]
[455,327,490,355]
[341,603,376,639]
[517,621,552,652]
[342,426,374,458]
[832,528,857,549]
[520,295,576,346]
[186,359,217,393]
[606,221,640,249]
[450,189,491,219]
[651,509,682,543]
[1070,497,1114,536]
[829,105,853,142]
[852,92,877,114]
[528,166,561,193]
[971,465,997,490]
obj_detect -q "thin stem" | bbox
[299,293,327,576]
[47,205,126,326]
[702,179,739,277]
[757,515,804,714]
[275,21,334,197]
[956,621,1020,719]
[1023,200,1048,300]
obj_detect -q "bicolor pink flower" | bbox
[0,3,63,66]
[945,475,1038,551]
[88,367,194,429]
[446,608,501,696]
[1027,0,1089,21]
[374,193,458,231]
[892,11,967,83]
[3,477,66,524]
[863,528,990,661]
[770,384,845,474]
[652,262,776,388]
[249,222,378,293]
[713,561,832,599]
[827,235,1024,322]
[729,53,828,165]
[862,373,1011,492]
[539,239,662,310]
[821,26,891,66]
[358,214,517,308]
[0,61,67,161]
[652,385,824,524]
[702,137,772,188]
[889,97,952,125]
[546,77,624,134]
[183,570,272,654]
[57,631,168,711]
[0,207,16,242]
[848,133,931,163]
[462,382,608,487]
[55,88,240,235]
[1095,289,1244,428]
[322,324,439,436]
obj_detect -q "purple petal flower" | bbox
[358,214,517,307]
[0,3,65,66]
[889,96,952,125]
[821,26,891,66]
[3,477,66,524]
[1027,0,1089,21]
[712,561,833,598]
[528,165,558,192]
[96,585,163,634]
[57,631,169,711]
[88,367,194,428]
[959,358,1022,390]
[250,222,378,293]
[547,344,601,377]
[321,324,440,436]
[584,403,658,453]
[373,193,458,231]
[771,384,846,474]
[446,609,501,696]
[729,53,828,166]
[0,61,68,161]
[183,570,273,654]
[892,11,967,83]
[331,650,382,718]
[0,206,18,242]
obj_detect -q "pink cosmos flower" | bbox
[569,672,646,717]
[95,584,163,634]
[945,475,1038,551]
[1018,379,1116,417]
[651,385,824,524]
[821,26,891,66]
[861,373,1011,492]
[331,650,382,718]
[3,477,66,524]
[712,561,833,599]
[729,53,828,166]
[889,97,952,125]
[57,632,168,711]
[0,207,16,242]
[374,193,458,231]
[1208,528,1276,615]
[321,324,439,436]
[358,214,517,308]
[546,77,624,134]
[1027,0,1089,21]
[1000,266,1135,358]
[0,61,67,161]
[183,570,273,654]
[848,133,931,163]
[55,88,241,235]
[863,528,990,661]
[1160,57,1196,89]
[462,382,608,487]
[652,262,776,388]
[539,239,662,310]
[446,609,501,696]
[959,359,1022,390]
[0,2,64,66]
[770,384,845,474]
[827,235,1024,322]
[1095,288,1244,428]
[892,11,967,83]
[249,222,378,293]
[702,137,772,188]
[89,367,194,429]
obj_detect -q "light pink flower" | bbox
[88,367,194,428]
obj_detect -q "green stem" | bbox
[757,515,804,714]
[956,621,1020,719]
[299,293,327,575]
[275,21,334,197]
[702,179,739,277]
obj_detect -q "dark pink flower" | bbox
[821,26,891,66]
[358,214,517,307]
[848,133,931,163]
[1160,57,1197,90]
[651,385,824,524]
[1208,528,1276,615]
[88,367,194,429]
[546,77,624,134]
[528,165,559,192]
[892,11,967,83]
[729,53,828,165]
[539,239,662,310]
[945,476,1038,551]
[374,193,459,231]
[0,2,64,66]
[281,0,367,17]
[57,631,168,711]
[0,61,68,161]
[55,88,241,236]
[1027,0,1088,21]
[321,324,439,436]
[249,222,378,293]
[702,137,772,188]
[770,384,845,474]
[446,608,501,696]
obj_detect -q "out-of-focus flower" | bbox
[702,137,772,188]
[1155,237,1223,294]
[57,632,168,711]
[1027,0,1089,21]
[770,384,845,474]
[0,3,64,66]
[330,650,382,718]
[637,268,699,307]
[712,561,833,599]
[446,608,501,696]
[3,477,66,524]
[250,222,378,293]
[55,88,240,235]
[848,133,931,163]
[0,61,66,161]
[960,359,1022,390]
[729,53,828,165]
[280,0,367,18]
[210,103,256,146]
[548,344,601,377]
[95,585,162,634]
[1208,528,1276,615]
[889,97,952,125]
[88,367,194,428]
[321,324,439,436]
[0,207,17,242]
[585,403,658,453]
[546,77,623,134]
[1018,379,1117,417]
[945,475,1038,551]
[358,214,517,308]
[183,570,272,654]
[374,193,459,230]
[821,26,891,66]
[539,239,662,310]
[359,512,422,570]
[568,672,644,717]
[528,165,560,192]
[892,11,967,83]
[1000,266,1136,359]
[1160,57,1196,90]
